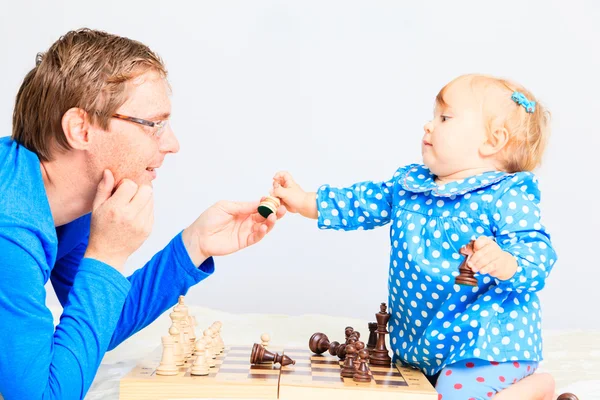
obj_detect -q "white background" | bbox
[1,0,599,330]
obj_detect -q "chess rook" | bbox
[156,336,179,376]
[250,343,295,367]
[367,322,378,352]
[455,240,479,286]
[369,303,392,367]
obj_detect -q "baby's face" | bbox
[421,80,491,178]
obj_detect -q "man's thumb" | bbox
[92,170,115,211]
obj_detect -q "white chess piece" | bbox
[261,333,271,348]
[168,324,184,366]
[210,325,220,354]
[171,311,191,359]
[156,336,179,376]
[213,321,225,352]
[203,329,216,366]
[190,341,210,376]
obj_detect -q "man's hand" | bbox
[182,200,286,266]
[467,236,518,281]
[84,170,154,271]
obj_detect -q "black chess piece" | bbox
[309,332,342,356]
[250,343,295,366]
[557,394,579,400]
[367,322,377,352]
[455,241,478,286]
[340,344,357,378]
[369,303,392,366]
[353,341,365,370]
[353,349,371,382]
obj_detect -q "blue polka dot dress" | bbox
[316,164,557,376]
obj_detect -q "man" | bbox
[0,28,285,400]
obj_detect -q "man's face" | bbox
[89,70,180,186]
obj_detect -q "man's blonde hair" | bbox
[436,74,551,173]
[12,28,167,161]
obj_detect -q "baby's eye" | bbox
[441,115,451,122]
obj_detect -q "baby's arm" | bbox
[488,173,557,292]
[272,169,400,231]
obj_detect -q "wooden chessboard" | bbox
[119,345,438,400]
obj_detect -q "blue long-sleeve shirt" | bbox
[0,137,215,399]
[316,164,557,375]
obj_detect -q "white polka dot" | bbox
[381,210,389,218]
[432,250,440,258]
[470,203,478,211]
[331,209,339,216]
[320,202,328,208]
[358,216,365,222]
[412,236,420,243]
[437,200,444,207]
[506,216,514,224]
[323,219,331,226]
[369,203,378,210]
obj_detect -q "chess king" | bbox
[0,28,285,400]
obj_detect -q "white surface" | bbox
[85,306,600,400]
[0,1,599,329]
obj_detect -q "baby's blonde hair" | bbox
[436,74,551,173]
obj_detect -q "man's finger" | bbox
[92,170,115,211]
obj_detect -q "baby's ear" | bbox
[481,125,509,157]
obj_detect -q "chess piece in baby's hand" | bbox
[250,343,295,367]
[455,240,479,286]
[353,349,372,383]
[257,195,281,218]
[309,332,341,356]
[557,394,579,400]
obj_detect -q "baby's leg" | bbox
[493,373,555,400]
[435,359,539,400]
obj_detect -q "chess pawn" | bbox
[340,344,357,378]
[455,241,478,286]
[156,336,179,376]
[353,341,365,370]
[261,333,270,347]
[250,343,295,367]
[366,322,378,353]
[257,195,280,218]
[353,349,372,383]
[168,324,184,366]
[344,327,354,339]
[369,303,392,367]
[213,321,225,353]
[203,328,217,358]
[188,315,197,343]
[309,332,341,356]
[190,341,210,376]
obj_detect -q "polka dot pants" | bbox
[435,359,538,400]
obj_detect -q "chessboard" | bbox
[119,345,437,400]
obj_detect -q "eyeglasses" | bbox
[112,113,169,138]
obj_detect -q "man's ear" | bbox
[480,125,509,157]
[61,107,91,150]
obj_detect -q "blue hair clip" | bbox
[511,91,536,113]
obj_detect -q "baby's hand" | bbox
[271,171,317,218]
[468,236,518,281]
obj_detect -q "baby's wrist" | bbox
[497,251,518,280]
[301,192,318,219]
